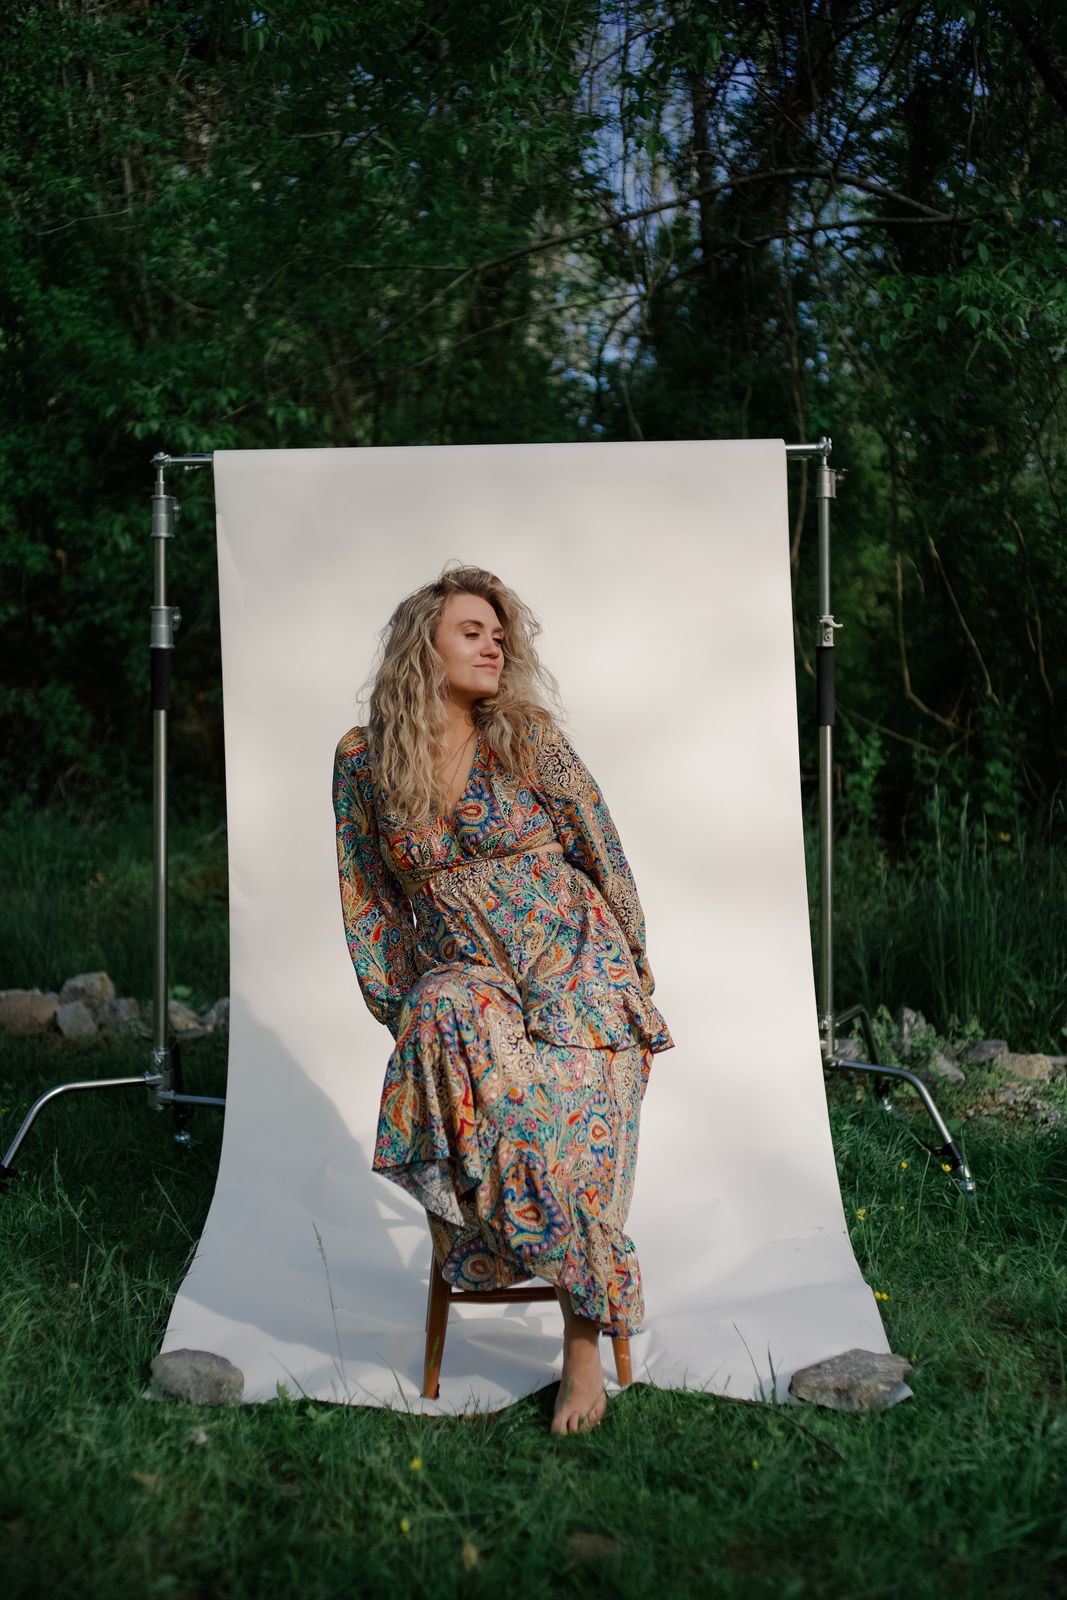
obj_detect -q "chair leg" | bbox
[611,1334,633,1388]
[422,1248,451,1400]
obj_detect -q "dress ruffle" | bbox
[373,959,651,1337]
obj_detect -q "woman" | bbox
[332,564,674,1434]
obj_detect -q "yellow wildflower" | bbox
[399,1517,411,1535]
[409,1457,422,1472]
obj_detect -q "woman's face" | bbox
[433,592,505,708]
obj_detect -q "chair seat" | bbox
[422,1244,633,1398]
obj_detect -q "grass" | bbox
[0,794,228,1018]
[807,785,1067,1058]
[0,796,1065,1597]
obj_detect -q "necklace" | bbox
[441,726,476,771]
[439,726,476,802]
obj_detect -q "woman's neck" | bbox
[440,698,477,743]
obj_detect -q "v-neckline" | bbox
[444,728,483,819]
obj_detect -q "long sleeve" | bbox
[333,730,423,1039]
[532,724,657,997]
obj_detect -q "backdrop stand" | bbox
[0,440,974,1197]
[0,452,218,1189]
[788,439,973,1195]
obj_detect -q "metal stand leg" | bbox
[0,1074,154,1191]
[827,1005,974,1192]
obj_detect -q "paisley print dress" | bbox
[332,717,674,1337]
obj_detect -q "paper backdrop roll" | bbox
[155,439,891,1411]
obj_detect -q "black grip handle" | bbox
[150,647,172,713]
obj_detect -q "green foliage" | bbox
[836,778,1067,1051]
[0,0,607,808]
[0,799,228,1002]
[1,1,1065,848]
[592,3,1067,845]
[841,725,888,835]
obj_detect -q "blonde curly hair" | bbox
[361,561,566,820]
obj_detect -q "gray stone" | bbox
[0,988,59,1035]
[59,971,116,1013]
[98,996,143,1034]
[789,1348,914,1412]
[995,1051,1055,1082]
[831,1037,864,1062]
[997,1082,1035,1105]
[959,1039,1010,1065]
[150,1349,244,1406]
[168,998,203,1033]
[55,999,99,1039]
[896,1007,926,1058]
[927,1050,966,1085]
[993,1083,1062,1126]
[201,997,230,1032]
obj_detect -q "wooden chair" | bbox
[422,1245,633,1398]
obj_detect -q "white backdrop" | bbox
[155,439,893,1413]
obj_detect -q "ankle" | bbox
[563,1321,601,1355]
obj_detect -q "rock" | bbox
[150,1349,244,1406]
[59,972,116,1013]
[201,997,229,1032]
[568,1530,625,1559]
[927,1050,966,1085]
[789,1348,914,1412]
[958,1039,1009,1065]
[995,1051,1055,1082]
[832,1037,864,1062]
[896,1007,925,1058]
[995,1083,1062,1126]
[0,989,59,1035]
[55,1000,99,1039]
[98,997,143,1035]
[168,999,203,1032]
[964,1082,1063,1130]
[997,1083,1036,1105]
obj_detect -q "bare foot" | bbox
[551,1289,608,1435]
[552,1342,608,1434]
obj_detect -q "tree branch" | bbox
[895,551,965,733]
[925,534,999,703]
